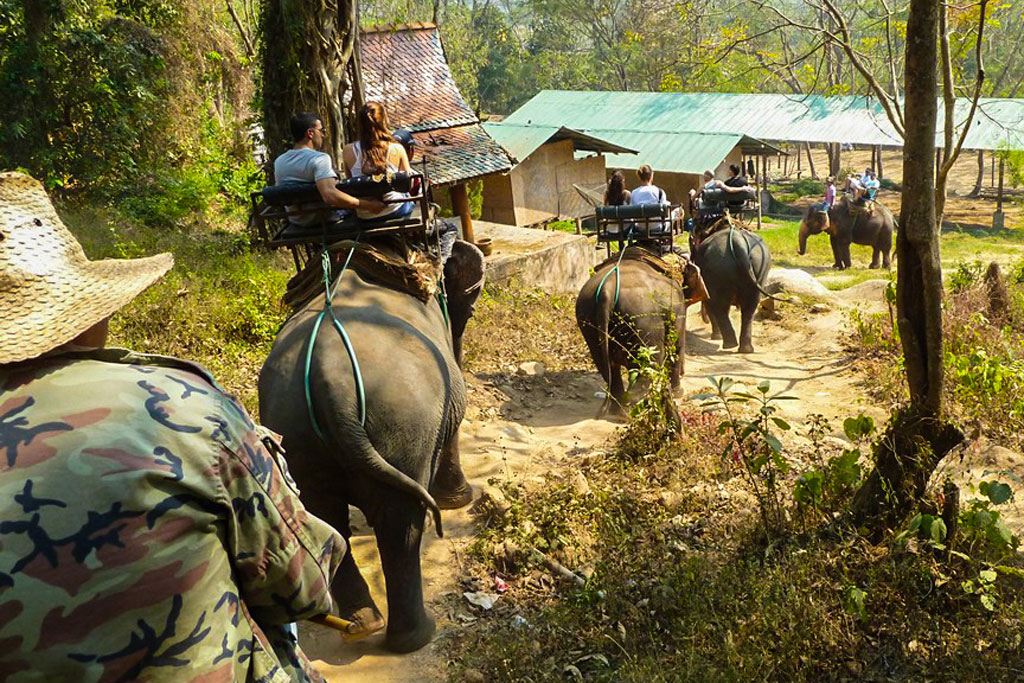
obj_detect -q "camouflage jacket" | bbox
[0,348,345,683]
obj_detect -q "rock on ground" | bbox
[929,441,1024,536]
[766,268,837,301]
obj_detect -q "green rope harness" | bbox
[595,243,629,307]
[304,240,367,440]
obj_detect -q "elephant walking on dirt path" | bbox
[258,240,484,653]
[576,243,707,415]
[799,196,894,270]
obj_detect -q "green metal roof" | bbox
[505,91,1024,151]
[573,129,743,175]
[482,122,636,164]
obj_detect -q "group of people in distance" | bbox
[274,101,418,224]
[603,163,754,215]
[818,167,882,211]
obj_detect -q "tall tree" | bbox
[260,0,361,172]
[850,0,963,529]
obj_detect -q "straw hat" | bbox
[0,172,173,364]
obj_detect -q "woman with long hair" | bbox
[604,170,630,206]
[342,101,414,220]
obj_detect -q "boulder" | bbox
[929,442,1024,536]
[766,268,835,301]
[517,361,546,378]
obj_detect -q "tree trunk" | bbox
[261,0,360,178]
[805,142,817,178]
[851,0,963,530]
[969,150,984,197]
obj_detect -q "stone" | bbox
[659,491,680,508]
[766,267,836,300]
[571,471,591,496]
[463,668,486,682]
[470,485,510,521]
[811,303,831,313]
[517,361,546,377]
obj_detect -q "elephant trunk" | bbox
[798,220,810,256]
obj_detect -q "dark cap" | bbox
[393,129,416,148]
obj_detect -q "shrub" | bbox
[791,178,824,197]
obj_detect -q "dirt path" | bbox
[300,278,890,682]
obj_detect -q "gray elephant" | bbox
[258,239,484,653]
[691,227,773,354]
[798,197,894,269]
[576,244,707,414]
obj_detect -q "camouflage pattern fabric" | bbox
[0,348,345,682]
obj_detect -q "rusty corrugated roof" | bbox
[409,125,512,186]
[360,24,513,185]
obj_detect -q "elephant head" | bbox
[798,206,830,255]
[682,260,709,305]
[442,239,485,365]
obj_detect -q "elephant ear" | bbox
[444,240,486,296]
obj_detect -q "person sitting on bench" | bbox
[273,112,385,225]
[342,102,415,221]
[689,169,753,210]
[862,169,880,201]
[631,164,672,233]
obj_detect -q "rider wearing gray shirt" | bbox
[273,113,385,225]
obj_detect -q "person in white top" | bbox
[630,164,674,234]
[688,169,753,210]
[342,102,414,221]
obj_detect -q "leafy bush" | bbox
[791,178,824,197]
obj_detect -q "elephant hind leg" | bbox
[431,429,472,510]
[869,247,881,269]
[327,503,385,640]
[375,492,435,653]
[709,299,737,349]
[737,293,759,354]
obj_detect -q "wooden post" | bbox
[877,146,885,180]
[997,157,1005,213]
[450,182,474,243]
[756,155,763,230]
[575,216,582,235]
[797,144,802,177]
[805,142,816,179]
[991,154,996,186]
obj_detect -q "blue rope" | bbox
[304,240,366,441]
[595,244,628,307]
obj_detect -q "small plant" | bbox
[948,259,985,294]
[791,178,825,197]
[794,414,873,517]
[697,377,795,536]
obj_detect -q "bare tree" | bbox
[260,0,362,174]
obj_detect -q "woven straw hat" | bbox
[0,172,173,364]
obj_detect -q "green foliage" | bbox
[794,414,871,517]
[791,178,825,197]
[949,259,985,293]
[0,0,253,200]
[697,377,795,536]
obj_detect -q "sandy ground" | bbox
[295,275,905,681]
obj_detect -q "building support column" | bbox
[994,156,1005,230]
[450,182,475,243]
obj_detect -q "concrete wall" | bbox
[481,139,608,226]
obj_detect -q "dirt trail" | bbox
[300,279,890,682]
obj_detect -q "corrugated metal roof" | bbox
[359,24,512,185]
[505,91,1024,150]
[482,122,637,164]
[575,129,743,174]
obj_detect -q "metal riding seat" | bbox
[595,203,681,256]
[250,172,431,272]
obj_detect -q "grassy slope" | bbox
[760,217,1024,290]
[63,204,293,414]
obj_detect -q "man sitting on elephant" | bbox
[273,111,386,224]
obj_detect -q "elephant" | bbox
[691,226,773,354]
[576,243,708,415]
[258,239,484,653]
[798,196,894,270]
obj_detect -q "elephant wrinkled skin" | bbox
[258,240,484,653]
[799,197,894,270]
[576,244,707,414]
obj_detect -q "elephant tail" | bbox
[595,280,615,402]
[729,228,791,303]
[328,416,445,538]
